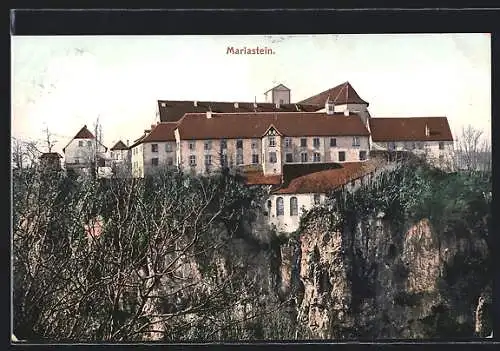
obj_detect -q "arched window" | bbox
[276,197,284,216]
[290,197,298,216]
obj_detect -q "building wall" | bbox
[281,135,370,164]
[142,141,177,175]
[267,193,327,233]
[64,138,108,167]
[272,88,290,105]
[373,140,454,169]
[262,133,282,175]
[131,144,144,178]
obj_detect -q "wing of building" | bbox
[66,81,455,232]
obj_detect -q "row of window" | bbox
[182,136,363,152]
[283,136,360,148]
[151,143,174,153]
[271,195,321,217]
[150,157,175,166]
[271,150,367,163]
[388,141,446,151]
[147,150,368,168]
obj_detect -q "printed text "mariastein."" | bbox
[226,46,275,55]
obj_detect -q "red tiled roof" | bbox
[157,100,322,122]
[298,82,369,106]
[274,160,380,194]
[73,125,95,139]
[242,171,282,185]
[369,117,453,142]
[110,140,129,151]
[142,122,178,142]
[176,112,370,140]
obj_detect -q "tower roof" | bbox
[298,81,369,106]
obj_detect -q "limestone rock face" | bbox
[284,213,491,339]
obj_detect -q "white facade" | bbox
[372,140,454,170]
[64,138,108,168]
[264,84,290,105]
[267,193,327,233]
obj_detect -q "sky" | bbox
[11,34,491,154]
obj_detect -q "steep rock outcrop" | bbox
[287,213,491,339]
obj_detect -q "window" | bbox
[276,197,284,216]
[300,138,307,147]
[152,158,159,166]
[330,138,337,147]
[439,142,445,150]
[285,153,293,162]
[279,99,284,105]
[78,140,84,147]
[269,136,276,147]
[74,158,80,164]
[388,142,396,151]
[267,200,272,209]
[167,157,174,166]
[236,153,244,165]
[252,154,259,164]
[204,140,212,151]
[151,144,158,153]
[359,151,367,161]
[189,155,196,166]
[165,143,173,152]
[290,197,298,216]
[87,141,92,147]
[352,136,360,147]
[221,139,227,149]
[204,155,212,166]
[269,152,277,163]
[189,141,196,151]
[301,152,308,162]
[284,137,292,149]
[313,152,321,162]
[236,139,243,149]
[338,151,346,162]
[221,154,228,167]
[313,137,320,148]
[251,139,259,149]
[314,194,321,205]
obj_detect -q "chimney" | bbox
[126,139,129,146]
[325,97,335,115]
[234,102,239,108]
[206,111,212,119]
[194,101,198,107]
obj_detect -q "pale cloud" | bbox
[11,34,491,154]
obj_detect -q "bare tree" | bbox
[12,167,286,342]
[454,125,491,173]
[42,126,57,153]
[11,137,42,170]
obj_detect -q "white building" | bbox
[126,81,455,233]
[110,140,132,177]
[62,125,109,175]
